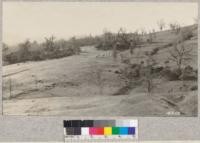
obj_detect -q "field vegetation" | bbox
[3,22,198,116]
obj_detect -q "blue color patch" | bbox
[119,127,128,135]
[128,127,135,135]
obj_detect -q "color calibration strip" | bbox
[63,120,138,142]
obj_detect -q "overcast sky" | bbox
[3,2,198,45]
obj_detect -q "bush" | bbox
[3,37,81,65]
[190,85,197,91]
[118,63,141,87]
[95,28,142,52]
[152,66,164,74]
[169,22,181,34]
[150,47,159,55]
[30,50,44,61]
[5,52,20,64]
[179,66,197,81]
[95,31,115,50]
[161,66,197,81]
[161,67,180,81]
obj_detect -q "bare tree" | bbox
[68,36,81,55]
[169,22,181,34]
[129,31,141,55]
[43,36,56,58]
[44,36,56,52]
[129,40,135,55]
[157,19,166,31]
[141,53,157,96]
[112,42,119,61]
[102,30,115,50]
[116,28,141,55]
[168,41,193,71]
[117,27,130,45]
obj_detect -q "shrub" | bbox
[5,52,20,64]
[179,66,197,81]
[161,67,180,81]
[3,37,81,65]
[30,50,44,61]
[152,66,164,74]
[120,53,130,64]
[190,85,197,91]
[18,40,32,62]
[150,47,159,55]
[95,28,142,52]
[95,31,115,51]
[169,22,181,34]
[118,63,141,87]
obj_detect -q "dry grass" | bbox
[3,25,198,116]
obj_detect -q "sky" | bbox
[3,2,198,45]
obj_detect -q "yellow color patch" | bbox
[104,127,112,135]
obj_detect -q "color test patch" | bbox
[128,127,135,135]
[64,119,138,142]
[104,127,112,135]
[112,127,119,135]
[81,127,89,135]
[96,128,104,135]
[89,127,104,135]
[119,127,128,135]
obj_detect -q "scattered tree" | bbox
[43,36,56,58]
[141,52,157,96]
[168,41,193,71]
[117,28,130,48]
[169,22,181,34]
[18,40,31,62]
[112,42,119,61]
[129,31,141,55]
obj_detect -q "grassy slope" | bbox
[3,25,198,116]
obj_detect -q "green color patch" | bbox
[112,127,119,135]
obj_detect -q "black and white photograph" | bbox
[2,2,198,116]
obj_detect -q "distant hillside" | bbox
[3,24,198,116]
